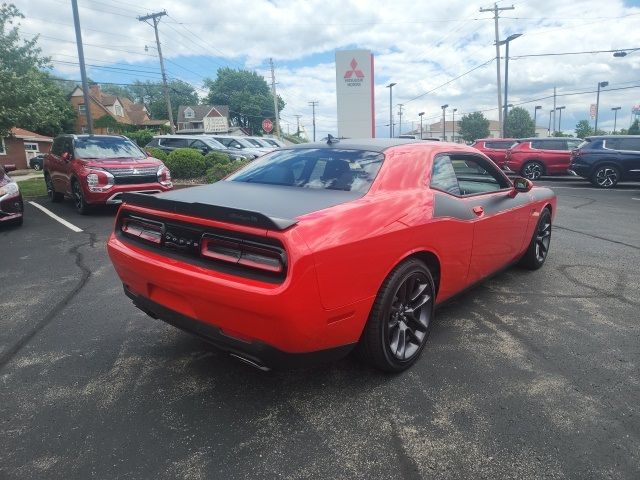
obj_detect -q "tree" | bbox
[0,4,76,137]
[128,79,198,122]
[575,120,592,138]
[100,83,133,99]
[629,119,640,135]
[203,68,285,135]
[504,107,535,138]
[458,112,490,142]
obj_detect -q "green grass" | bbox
[17,177,47,197]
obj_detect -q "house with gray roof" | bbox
[177,105,230,134]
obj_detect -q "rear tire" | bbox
[519,207,552,270]
[33,163,42,171]
[521,161,544,180]
[357,259,435,372]
[45,173,63,202]
[590,165,620,188]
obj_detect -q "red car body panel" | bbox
[0,168,24,223]
[107,141,556,366]
[471,138,516,168]
[505,138,583,176]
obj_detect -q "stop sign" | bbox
[262,118,273,133]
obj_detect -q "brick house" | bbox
[177,105,230,133]
[0,128,52,169]
[69,85,168,134]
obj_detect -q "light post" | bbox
[594,81,608,133]
[452,108,457,142]
[386,83,396,137]
[548,109,553,136]
[498,33,523,138]
[556,106,566,134]
[418,112,425,140]
[441,104,448,141]
[612,106,621,133]
[533,105,542,136]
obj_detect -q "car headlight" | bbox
[85,168,114,192]
[0,182,19,197]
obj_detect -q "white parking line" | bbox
[542,185,640,192]
[28,201,83,233]
[633,198,640,201]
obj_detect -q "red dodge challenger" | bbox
[107,138,555,372]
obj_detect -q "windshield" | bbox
[228,148,384,193]
[74,137,146,159]
[245,138,264,147]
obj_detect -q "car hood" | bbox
[121,181,362,231]
[80,157,163,168]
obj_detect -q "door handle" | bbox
[472,206,484,216]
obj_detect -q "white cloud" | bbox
[13,0,640,136]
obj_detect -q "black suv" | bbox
[569,136,640,188]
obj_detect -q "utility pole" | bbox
[308,101,318,141]
[71,0,93,134]
[397,104,404,135]
[138,11,175,134]
[269,58,282,140]
[480,3,514,136]
[293,114,302,136]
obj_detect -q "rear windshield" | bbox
[74,137,146,159]
[228,148,384,193]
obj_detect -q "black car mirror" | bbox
[511,177,533,196]
[61,151,70,161]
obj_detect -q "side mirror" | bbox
[4,164,16,173]
[61,151,70,161]
[510,177,533,196]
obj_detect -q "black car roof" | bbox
[517,137,581,142]
[287,138,420,152]
[585,135,640,140]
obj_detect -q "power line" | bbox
[511,48,640,59]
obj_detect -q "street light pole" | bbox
[548,109,553,136]
[418,112,425,140]
[612,106,621,133]
[533,105,542,136]
[594,81,608,133]
[398,103,404,136]
[441,104,448,141]
[499,33,522,138]
[386,83,396,138]
[556,106,566,134]
[452,108,457,142]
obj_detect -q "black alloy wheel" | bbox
[45,174,63,202]
[521,161,543,180]
[33,162,42,171]
[357,259,435,372]
[72,180,89,214]
[591,165,619,188]
[519,207,552,270]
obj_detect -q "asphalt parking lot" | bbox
[1,177,639,479]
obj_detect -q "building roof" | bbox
[9,128,53,142]
[177,105,230,123]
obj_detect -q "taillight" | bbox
[157,165,172,187]
[201,234,285,274]
[121,216,163,245]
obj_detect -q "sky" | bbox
[13,0,640,138]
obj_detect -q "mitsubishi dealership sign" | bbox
[336,50,375,138]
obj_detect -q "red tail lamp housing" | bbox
[121,216,164,244]
[201,234,286,274]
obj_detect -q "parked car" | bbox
[44,135,173,214]
[471,138,516,168]
[146,135,249,161]
[29,154,46,171]
[261,137,287,148]
[206,135,270,158]
[245,137,277,151]
[569,135,640,188]
[107,138,555,372]
[0,164,24,226]
[504,137,583,180]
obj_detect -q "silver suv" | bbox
[146,135,249,161]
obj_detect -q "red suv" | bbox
[470,138,515,168]
[504,137,583,180]
[44,135,172,214]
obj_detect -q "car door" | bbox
[60,137,75,195]
[544,139,570,173]
[449,154,531,283]
[48,137,65,190]
[617,138,640,179]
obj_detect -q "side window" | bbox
[189,140,207,149]
[430,155,460,195]
[214,137,231,147]
[229,140,243,149]
[485,141,512,149]
[146,138,159,147]
[618,139,640,151]
[530,140,545,150]
[605,138,621,150]
[161,138,187,148]
[451,156,510,195]
[567,139,582,149]
[51,138,64,155]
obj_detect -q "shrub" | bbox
[145,147,167,162]
[204,151,231,169]
[165,148,207,179]
[125,130,155,147]
[205,159,249,183]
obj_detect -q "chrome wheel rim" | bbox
[45,176,54,199]
[535,217,551,262]
[387,272,432,361]
[595,167,617,187]
[523,163,542,180]
[72,182,83,210]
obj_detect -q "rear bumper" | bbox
[125,286,354,370]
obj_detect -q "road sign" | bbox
[590,104,597,119]
[262,118,273,133]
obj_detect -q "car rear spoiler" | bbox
[121,192,297,231]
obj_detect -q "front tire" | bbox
[357,259,435,372]
[590,165,620,188]
[519,208,552,270]
[72,180,90,215]
[521,161,544,180]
